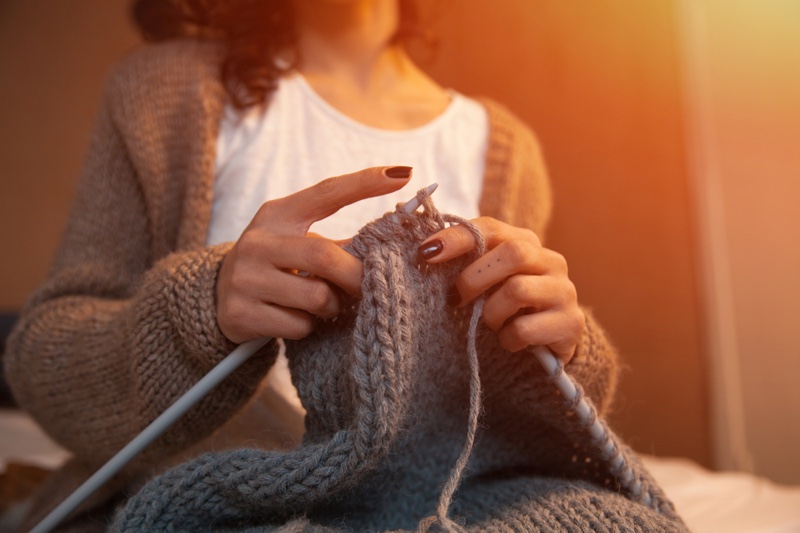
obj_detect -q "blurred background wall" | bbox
[677,0,800,484]
[0,0,797,483]
[418,0,712,469]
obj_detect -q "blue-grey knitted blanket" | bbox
[112,192,688,532]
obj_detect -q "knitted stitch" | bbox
[112,191,687,532]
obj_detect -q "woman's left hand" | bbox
[417,217,585,363]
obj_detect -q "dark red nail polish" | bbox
[384,166,413,179]
[446,285,461,307]
[418,240,443,260]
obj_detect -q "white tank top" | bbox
[208,72,488,244]
[207,72,489,416]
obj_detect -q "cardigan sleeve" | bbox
[476,98,620,421]
[4,48,277,467]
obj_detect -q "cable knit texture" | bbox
[5,40,619,531]
[112,195,687,532]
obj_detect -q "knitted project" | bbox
[112,191,688,532]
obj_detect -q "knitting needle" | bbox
[400,182,438,214]
[30,185,440,533]
[530,346,647,504]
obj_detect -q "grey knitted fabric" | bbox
[112,192,688,532]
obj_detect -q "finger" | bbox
[497,310,583,363]
[417,217,541,264]
[482,274,569,332]
[308,231,354,249]
[216,274,321,343]
[246,269,343,318]
[269,236,363,295]
[451,241,564,306]
[222,300,319,343]
[256,166,412,233]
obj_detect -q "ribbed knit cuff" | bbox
[563,307,619,416]
[163,242,237,367]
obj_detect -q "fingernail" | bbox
[417,239,443,260]
[384,166,413,179]
[446,285,461,307]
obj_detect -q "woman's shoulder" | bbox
[467,95,552,235]
[103,39,225,116]
[471,97,537,141]
[110,38,224,83]
[470,96,543,158]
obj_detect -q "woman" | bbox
[6,0,620,530]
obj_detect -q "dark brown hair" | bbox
[132,0,428,110]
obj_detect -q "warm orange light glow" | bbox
[680,0,800,483]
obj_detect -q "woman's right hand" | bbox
[216,166,412,344]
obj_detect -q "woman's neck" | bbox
[290,0,450,130]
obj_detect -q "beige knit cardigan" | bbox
[5,39,619,530]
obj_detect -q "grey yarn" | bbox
[112,190,689,532]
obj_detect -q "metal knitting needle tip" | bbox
[398,182,438,214]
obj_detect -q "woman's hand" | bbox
[216,166,412,344]
[417,217,585,363]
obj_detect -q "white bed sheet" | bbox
[0,408,70,471]
[642,455,800,533]
[2,409,800,532]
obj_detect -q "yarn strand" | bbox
[418,213,487,533]
[428,298,485,533]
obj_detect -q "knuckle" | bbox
[303,283,334,313]
[505,319,533,347]
[548,249,568,273]
[254,198,282,223]
[235,229,268,258]
[552,276,578,307]
[565,279,578,302]
[480,301,501,331]
[314,176,343,198]
[477,216,502,238]
[503,276,533,303]
[522,228,541,246]
[306,240,338,269]
[571,308,587,334]
[482,314,501,332]
[455,276,478,301]
[500,239,530,266]
[258,198,279,215]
